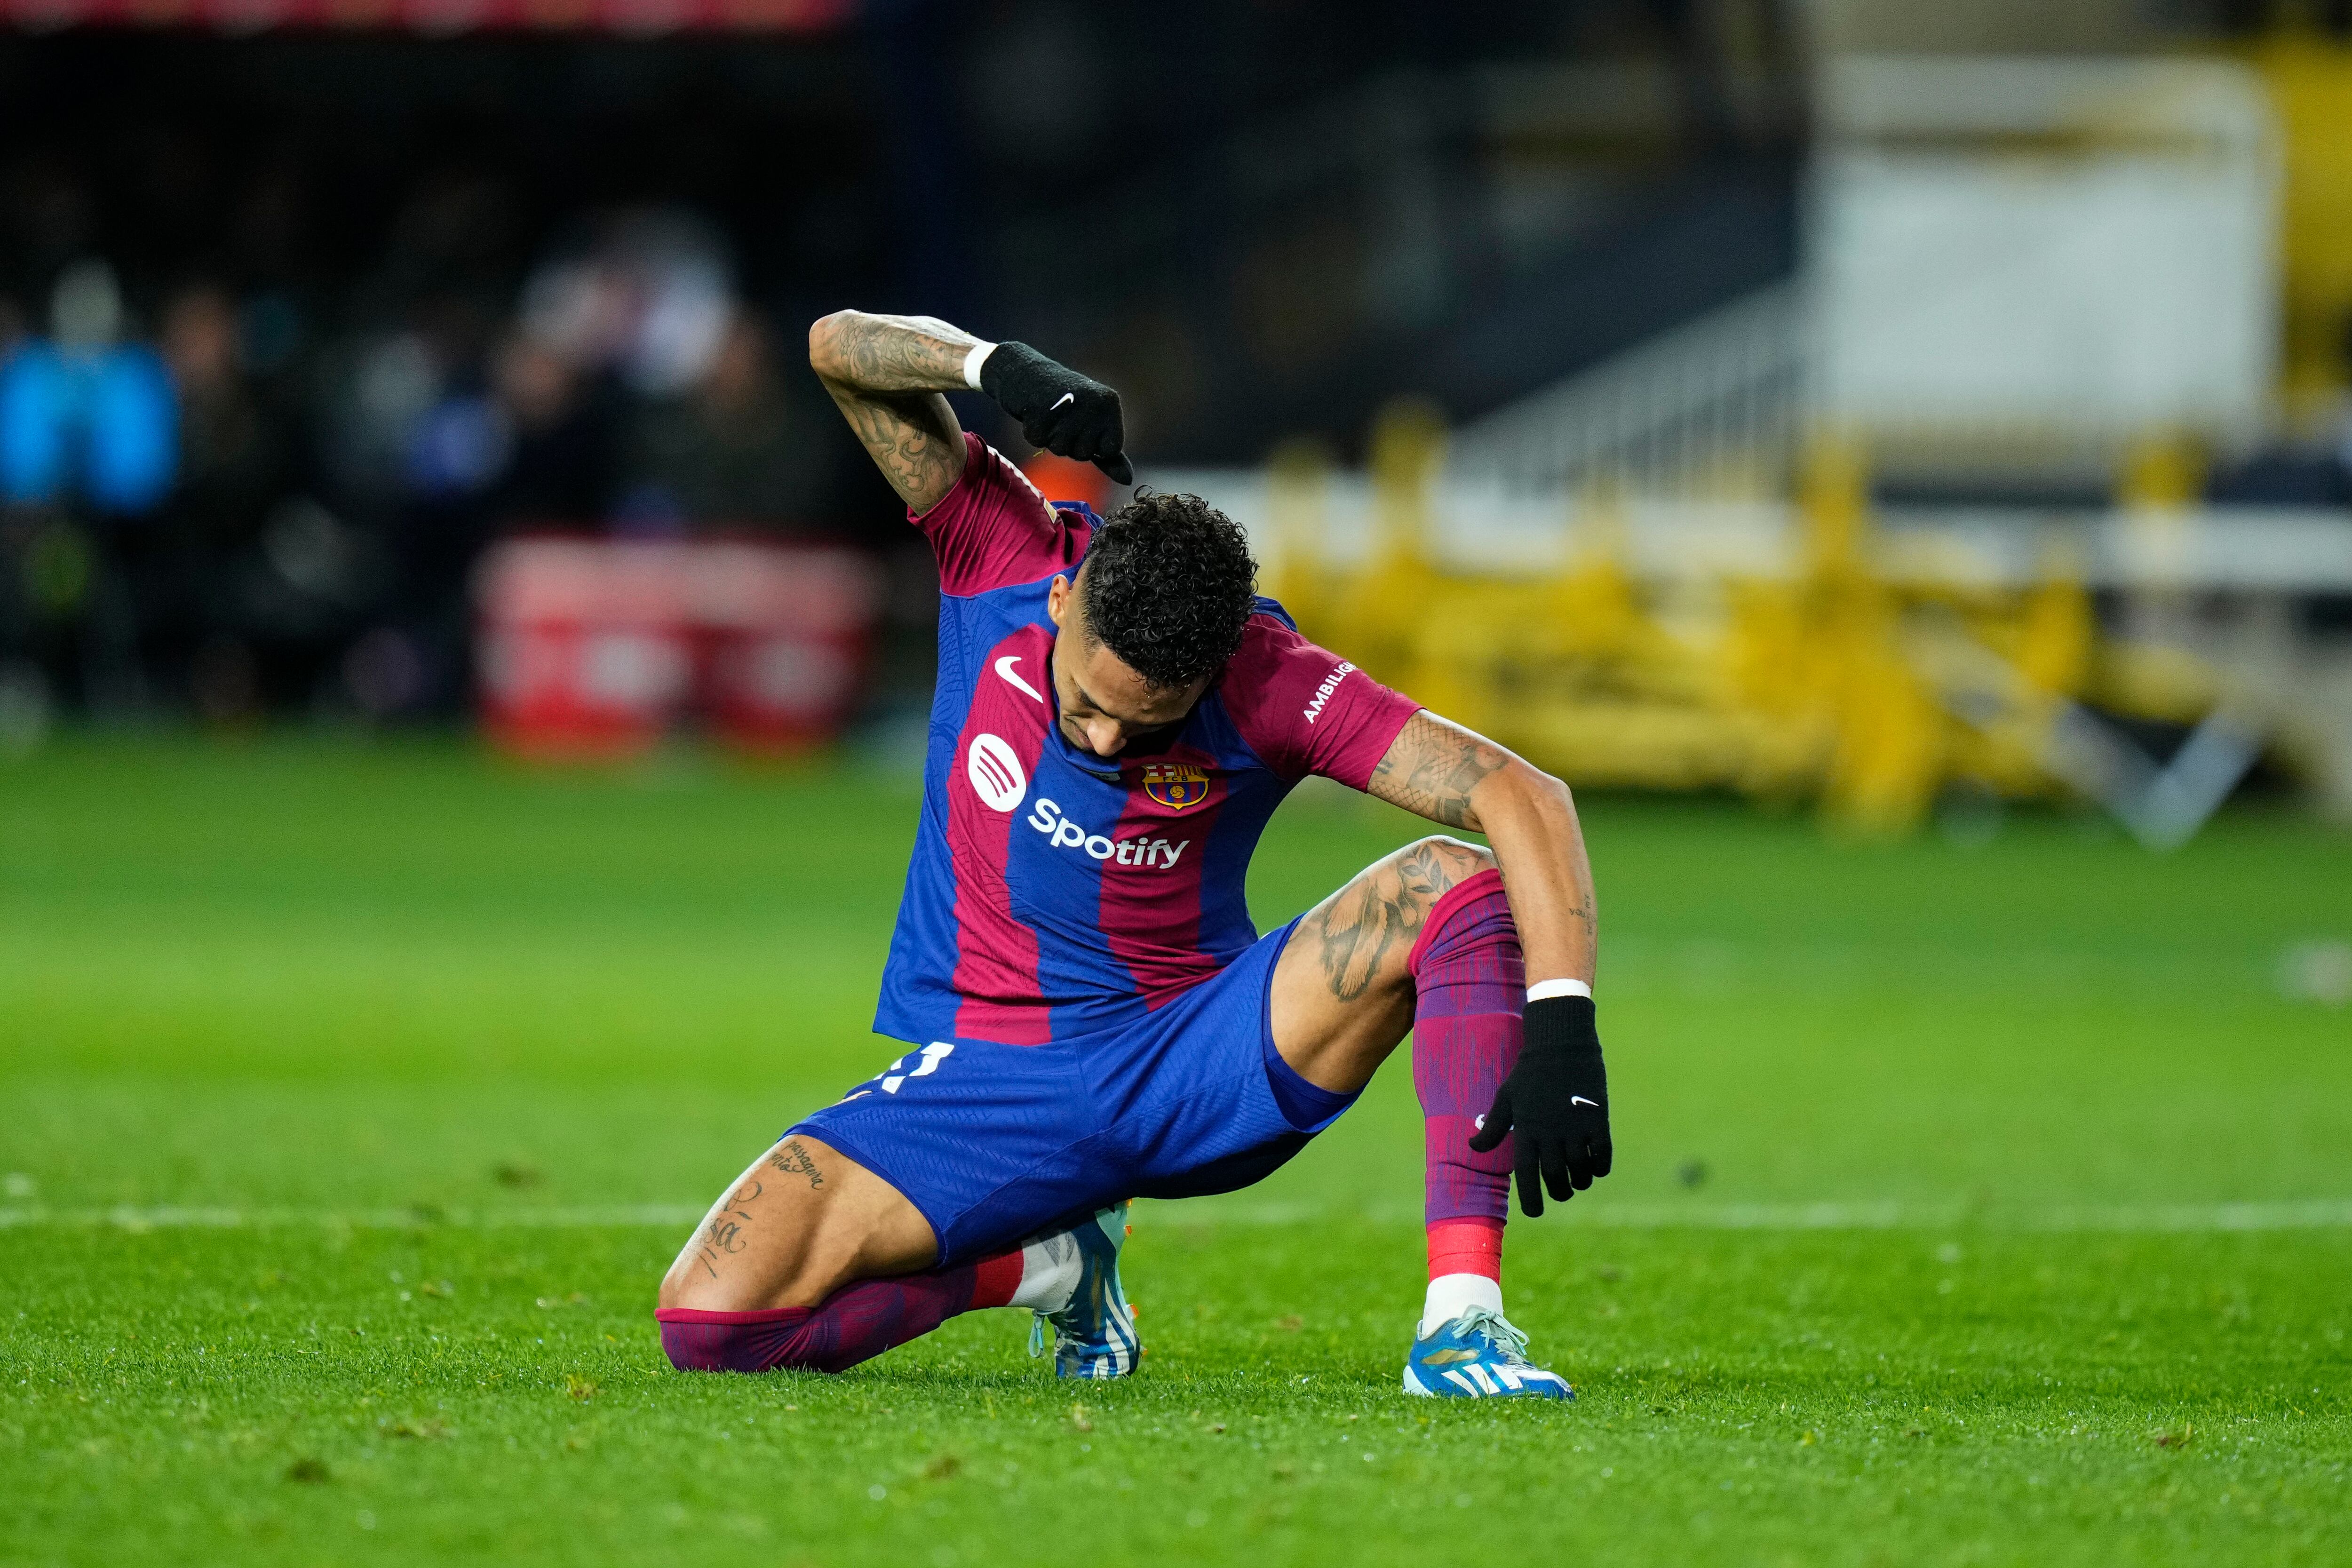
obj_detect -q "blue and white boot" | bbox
[1403,1305,1574,1400]
[1029,1202,1140,1379]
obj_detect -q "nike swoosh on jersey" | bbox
[994,655,1045,703]
[1570,1096,1599,1108]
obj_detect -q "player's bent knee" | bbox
[656,1215,833,1316]
[656,1144,839,1314]
[658,1135,939,1315]
[1409,834,1495,887]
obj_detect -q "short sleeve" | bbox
[1219,614,1420,789]
[914,433,1090,596]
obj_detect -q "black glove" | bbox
[1467,995,1612,1217]
[978,341,1132,485]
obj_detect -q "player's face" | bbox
[1046,574,1210,759]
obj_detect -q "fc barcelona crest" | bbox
[1141,762,1210,811]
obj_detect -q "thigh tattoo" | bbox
[1311,839,1486,1002]
[694,1179,761,1279]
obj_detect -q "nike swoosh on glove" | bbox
[978,341,1133,484]
[1466,995,1612,1217]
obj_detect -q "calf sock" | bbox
[1408,868,1522,1335]
[657,1234,1081,1374]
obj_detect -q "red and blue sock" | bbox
[1407,868,1520,1332]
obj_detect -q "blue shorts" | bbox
[791,918,1354,1266]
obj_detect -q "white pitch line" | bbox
[1185,1199,2352,1232]
[2025,1201,2352,1233]
[3,1200,2352,1233]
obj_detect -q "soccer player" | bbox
[655,314,1611,1398]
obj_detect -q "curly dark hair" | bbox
[1078,490,1258,689]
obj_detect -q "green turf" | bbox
[2,737,2349,1566]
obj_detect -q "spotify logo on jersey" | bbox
[966,733,1027,812]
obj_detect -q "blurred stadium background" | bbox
[1,0,2349,846]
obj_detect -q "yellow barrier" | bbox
[2251,29,2352,416]
[1268,406,2228,836]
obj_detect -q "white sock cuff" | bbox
[1007,1231,1081,1312]
[1420,1272,1504,1337]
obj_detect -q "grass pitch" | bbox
[2,738,2348,1567]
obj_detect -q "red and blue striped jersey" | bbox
[874,434,1420,1048]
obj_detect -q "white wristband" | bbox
[963,342,996,391]
[1526,978,1592,1003]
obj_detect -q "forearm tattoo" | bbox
[1368,712,1510,831]
[821,312,980,393]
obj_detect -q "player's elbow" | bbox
[807,310,860,381]
[1499,757,1577,833]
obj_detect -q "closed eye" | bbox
[1065,683,1176,741]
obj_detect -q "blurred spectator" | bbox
[141,284,298,708]
[0,260,178,714]
[164,285,285,533]
[516,209,735,400]
[487,330,618,527]
[0,261,177,517]
[620,311,820,534]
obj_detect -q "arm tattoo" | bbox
[819,311,980,393]
[810,311,977,512]
[1367,712,1510,831]
[766,1139,825,1190]
[825,384,965,511]
[1312,840,1456,1002]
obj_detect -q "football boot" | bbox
[1402,1305,1573,1400]
[1029,1202,1140,1379]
